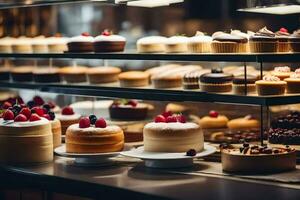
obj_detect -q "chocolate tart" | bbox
[109,102,148,121]
[11,66,34,82]
[200,72,233,92]
[232,75,257,95]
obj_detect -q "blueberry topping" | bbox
[27,100,35,109]
[12,105,21,113]
[43,104,51,112]
[48,111,55,120]
[89,115,97,125]
[186,149,197,156]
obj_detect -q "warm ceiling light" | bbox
[238,4,300,15]
[127,0,183,8]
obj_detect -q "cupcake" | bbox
[59,66,87,83]
[118,71,149,87]
[227,115,259,130]
[136,36,167,53]
[47,35,68,53]
[211,32,248,53]
[230,30,250,52]
[275,28,290,52]
[187,31,212,53]
[31,36,48,53]
[33,67,61,83]
[165,36,188,53]
[284,69,300,93]
[0,37,15,53]
[271,66,292,80]
[11,37,33,53]
[289,29,300,52]
[199,69,233,93]
[94,30,126,52]
[232,75,257,95]
[10,66,34,82]
[255,75,286,95]
[183,69,210,89]
[67,32,94,52]
[249,27,277,53]
[87,66,121,84]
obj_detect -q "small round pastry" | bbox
[165,36,189,53]
[143,114,204,152]
[31,36,48,53]
[11,37,33,53]
[94,30,126,52]
[137,36,167,53]
[255,75,286,96]
[227,115,259,130]
[0,67,10,81]
[220,143,296,173]
[59,66,87,83]
[289,29,300,52]
[211,32,248,53]
[284,69,300,93]
[249,27,278,53]
[232,75,257,95]
[271,66,291,80]
[87,66,121,84]
[145,64,182,79]
[109,99,148,121]
[118,71,149,87]
[275,28,290,52]
[33,67,61,83]
[10,66,34,82]
[0,37,15,53]
[47,35,68,53]
[67,32,94,52]
[188,31,212,53]
[183,69,210,89]
[199,70,233,93]
[66,116,124,153]
[56,106,81,135]
[199,110,229,129]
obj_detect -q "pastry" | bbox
[94,30,126,52]
[87,66,121,84]
[0,108,53,164]
[11,37,33,53]
[118,71,149,87]
[183,69,210,89]
[249,27,278,53]
[10,66,34,82]
[66,116,124,153]
[223,65,260,78]
[0,37,15,53]
[187,31,212,53]
[33,67,61,83]
[67,32,94,52]
[199,69,233,93]
[51,118,62,149]
[59,66,87,83]
[211,32,248,53]
[143,113,204,152]
[208,130,264,144]
[270,111,300,129]
[0,67,10,81]
[31,36,48,53]
[199,110,229,129]
[165,36,189,53]
[70,100,113,119]
[275,28,290,52]
[268,128,300,145]
[137,36,167,53]
[145,64,181,78]
[271,66,291,80]
[47,35,68,53]
[285,69,300,93]
[56,106,81,135]
[227,115,259,130]
[109,99,148,120]
[165,103,194,116]
[232,75,257,95]
[110,120,146,143]
[230,30,250,52]
[220,143,296,173]
[255,75,286,95]
[289,29,300,52]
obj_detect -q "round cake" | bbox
[136,36,167,53]
[56,106,81,135]
[67,33,94,52]
[143,114,204,152]
[33,67,61,83]
[94,30,126,52]
[87,66,121,84]
[118,71,149,87]
[66,116,124,153]
[59,66,87,83]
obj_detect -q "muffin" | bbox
[256,75,286,95]
[271,66,292,80]
[188,31,212,53]
[284,69,300,93]
[145,64,182,79]
[11,37,33,53]
[59,66,87,83]
[275,28,290,52]
[165,36,188,53]
[199,70,233,93]
[232,75,257,95]
[289,29,300,52]
[227,115,259,130]
[94,30,126,52]
[211,32,248,53]
[249,27,277,53]
[67,33,94,52]
[33,67,61,83]
[0,37,15,53]
[230,30,250,52]
[87,66,121,84]
[31,36,48,53]
[47,35,68,53]
[10,66,34,82]
[118,71,149,87]
[137,36,167,53]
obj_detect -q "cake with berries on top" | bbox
[56,106,81,135]
[143,113,204,152]
[67,32,94,52]
[109,99,148,120]
[93,30,126,52]
[65,115,124,153]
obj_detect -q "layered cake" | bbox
[33,67,61,83]
[183,69,210,89]
[199,69,233,93]
[10,66,34,82]
[143,113,204,152]
[249,27,277,53]
[66,116,124,153]
[118,71,149,87]
[220,143,296,173]
[165,36,189,53]
[56,106,81,135]
[67,32,94,52]
[137,36,167,53]
[232,75,257,95]
[59,66,87,83]
[87,66,121,84]
[109,99,148,120]
[94,30,126,52]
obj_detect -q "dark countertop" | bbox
[1,156,300,200]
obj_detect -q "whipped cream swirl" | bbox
[274,66,291,73]
[263,75,280,82]
[254,27,275,37]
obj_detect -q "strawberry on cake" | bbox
[56,106,81,135]
[94,30,126,52]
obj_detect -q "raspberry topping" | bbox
[102,30,111,36]
[31,107,45,117]
[29,114,41,122]
[81,32,90,37]
[209,110,219,118]
[3,110,14,120]
[33,96,45,106]
[2,102,12,109]
[62,106,74,115]
[176,114,186,123]
[42,114,51,120]
[14,114,27,122]
[166,115,177,123]
[154,115,166,123]
[20,108,32,119]
[95,118,107,128]
[79,117,90,128]
[126,100,138,107]
[279,27,288,33]
[162,111,172,118]
[47,101,56,109]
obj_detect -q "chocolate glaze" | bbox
[232,75,257,84]
[200,73,233,84]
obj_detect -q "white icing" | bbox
[188,35,212,43]
[0,37,16,45]
[70,100,113,119]
[295,68,300,73]
[56,113,81,121]
[263,75,280,81]
[94,34,126,42]
[165,36,189,44]
[46,37,68,45]
[195,31,205,36]
[68,35,94,43]
[274,66,291,73]
[290,72,300,79]
[152,65,202,79]
[144,122,199,130]
[0,118,50,127]
[212,31,224,38]
[68,123,122,133]
[137,36,167,44]
[12,37,32,45]
[231,30,249,39]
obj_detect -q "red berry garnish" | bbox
[14,114,27,122]
[162,111,172,118]
[47,101,56,109]
[20,104,27,108]
[31,107,44,117]
[61,106,74,115]
[42,114,51,120]
[29,114,41,122]
[102,30,111,36]
[79,117,90,128]
[81,32,90,37]
[186,149,197,156]
[95,118,107,128]
[176,115,186,123]
[2,101,12,109]
[16,97,24,104]
[3,110,14,120]
[166,115,177,123]
[126,100,138,107]
[279,27,288,33]
[209,110,219,118]
[154,115,166,123]
[19,107,31,119]
[33,96,45,106]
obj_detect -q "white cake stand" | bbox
[121,144,216,168]
[54,145,129,167]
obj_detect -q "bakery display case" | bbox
[0,1,300,200]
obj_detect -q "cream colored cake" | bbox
[51,118,62,149]
[137,36,167,53]
[56,113,81,135]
